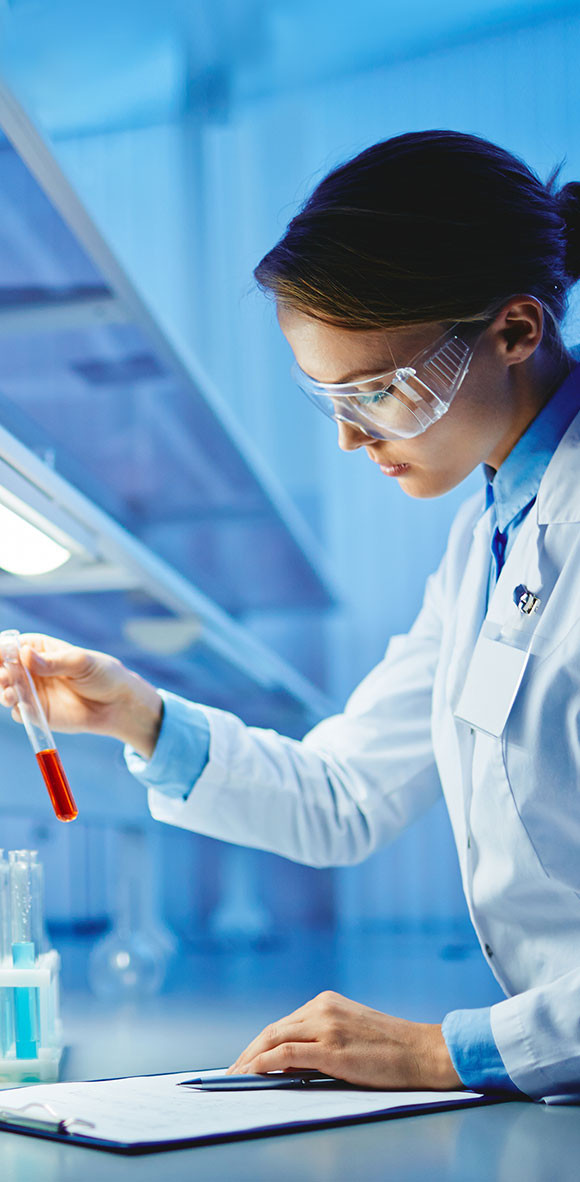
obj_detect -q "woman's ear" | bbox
[489,296,544,366]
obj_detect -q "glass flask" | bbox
[88,827,175,1001]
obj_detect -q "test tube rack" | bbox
[0,949,63,1084]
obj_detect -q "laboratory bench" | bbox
[0,929,579,1180]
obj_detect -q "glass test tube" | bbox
[0,850,14,1057]
[0,630,78,822]
[29,851,50,955]
[0,851,9,963]
[9,850,38,1059]
[29,851,55,1047]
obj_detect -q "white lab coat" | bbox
[149,407,580,1100]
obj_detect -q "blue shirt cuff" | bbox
[442,1007,522,1094]
[124,689,210,799]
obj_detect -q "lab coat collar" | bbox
[485,361,580,534]
[536,400,580,524]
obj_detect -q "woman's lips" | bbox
[379,462,410,477]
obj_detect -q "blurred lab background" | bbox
[0,0,579,1071]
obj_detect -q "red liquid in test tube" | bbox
[0,630,79,823]
[36,748,78,823]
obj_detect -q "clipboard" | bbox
[0,1070,496,1155]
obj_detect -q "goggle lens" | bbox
[291,324,480,441]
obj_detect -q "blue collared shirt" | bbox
[125,689,211,797]
[126,361,580,1096]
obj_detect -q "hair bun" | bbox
[557,182,580,281]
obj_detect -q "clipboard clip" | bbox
[0,1100,95,1136]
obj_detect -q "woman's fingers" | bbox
[228,1000,313,1074]
[229,993,345,1074]
[22,643,89,680]
[229,1019,313,1074]
[19,633,70,657]
[0,682,22,720]
[0,661,21,717]
[15,635,99,686]
[237,1042,323,1077]
[1,686,17,709]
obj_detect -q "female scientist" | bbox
[2,130,580,1100]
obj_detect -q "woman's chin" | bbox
[396,468,464,499]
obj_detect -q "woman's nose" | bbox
[336,419,372,451]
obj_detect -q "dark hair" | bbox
[254,130,580,333]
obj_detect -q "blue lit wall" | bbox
[1,1,580,948]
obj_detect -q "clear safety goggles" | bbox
[291,320,485,441]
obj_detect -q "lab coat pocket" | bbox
[454,628,530,738]
[499,628,580,896]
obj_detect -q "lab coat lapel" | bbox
[447,506,494,710]
[445,396,575,711]
[485,515,545,627]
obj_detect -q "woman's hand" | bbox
[228,990,461,1091]
[0,633,163,759]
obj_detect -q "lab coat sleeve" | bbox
[490,967,580,1100]
[144,559,446,867]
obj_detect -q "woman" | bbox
[2,130,580,1100]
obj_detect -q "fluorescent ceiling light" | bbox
[0,502,71,575]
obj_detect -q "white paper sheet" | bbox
[0,1070,484,1147]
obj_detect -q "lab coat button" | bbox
[485,943,493,958]
[467,834,471,849]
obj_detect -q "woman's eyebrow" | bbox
[331,339,401,383]
[324,361,396,384]
[329,327,441,382]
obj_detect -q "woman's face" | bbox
[278,302,549,498]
